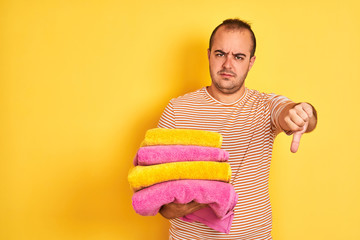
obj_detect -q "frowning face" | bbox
[208,26,256,97]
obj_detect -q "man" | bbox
[157,19,317,239]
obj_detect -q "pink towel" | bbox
[132,179,238,233]
[134,145,229,166]
[181,206,234,234]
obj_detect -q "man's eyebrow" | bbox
[214,50,247,57]
[214,50,226,54]
[233,53,247,58]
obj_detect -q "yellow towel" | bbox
[128,161,231,191]
[140,128,222,148]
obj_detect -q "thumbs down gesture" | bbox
[280,102,317,153]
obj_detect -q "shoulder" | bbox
[169,88,206,106]
[246,88,277,103]
[247,88,290,100]
[244,89,292,113]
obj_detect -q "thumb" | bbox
[290,122,308,153]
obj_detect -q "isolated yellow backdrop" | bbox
[1,0,360,239]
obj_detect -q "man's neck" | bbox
[206,85,246,104]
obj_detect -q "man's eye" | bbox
[235,56,243,60]
[215,53,224,57]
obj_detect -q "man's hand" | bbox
[290,121,308,153]
[159,201,207,219]
[279,102,317,153]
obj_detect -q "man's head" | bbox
[209,19,256,58]
[207,18,257,100]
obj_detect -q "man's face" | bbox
[208,26,256,95]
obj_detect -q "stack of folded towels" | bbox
[127,128,238,234]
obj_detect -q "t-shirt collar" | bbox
[203,87,248,106]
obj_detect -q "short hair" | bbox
[209,18,256,57]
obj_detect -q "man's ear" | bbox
[248,56,256,70]
[207,49,211,60]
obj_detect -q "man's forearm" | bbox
[159,201,208,219]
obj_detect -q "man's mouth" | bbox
[218,70,236,78]
[219,72,235,78]
[220,73,233,77]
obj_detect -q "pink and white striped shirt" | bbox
[157,87,293,240]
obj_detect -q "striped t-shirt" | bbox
[157,87,293,240]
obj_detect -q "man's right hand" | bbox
[159,201,208,219]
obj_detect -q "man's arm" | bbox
[278,102,318,153]
[159,201,208,219]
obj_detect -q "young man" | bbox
[157,19,317,239]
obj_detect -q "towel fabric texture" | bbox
[128,161,231,191]
[132,179,238,218]
[134,145,229,166]
[129,128,237,233]
[181,206,234,234]
[140,128,223,148]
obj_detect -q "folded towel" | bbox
[131,179,238,218]
[140,128,222,148]
[134,145,229,166]
[181,206,234,234]
[128,161,231,191]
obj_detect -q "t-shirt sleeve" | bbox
[268,94,294,134]
[157,100,176,129]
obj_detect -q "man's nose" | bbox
[222,55,232,69]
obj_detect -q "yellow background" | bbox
[1,0,359,239]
